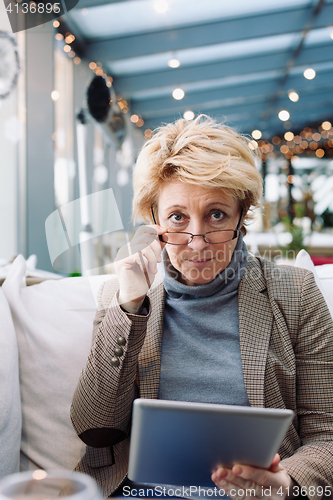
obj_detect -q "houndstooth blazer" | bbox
[70,254,333,499]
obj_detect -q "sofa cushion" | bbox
[295,249,333,318]
[0,289,21,479]
[2,255,114,472]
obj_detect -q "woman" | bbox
[71,115,333,500]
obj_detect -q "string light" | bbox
[172,88,185,100]
[183,110,194,120]
[278,110,290,121]
[248,140,258,150]
[53,20,60,28]
[284,131,294,141]
[252,120,333,161]
[251,129,262,140]
[288,90,299,102]
[51,90,59,101]
[65,35,75,44]
[154,0,168,13]
[303,68,316,80]
[168,58,180,68]
[144,129,153,139]
[322,121,331,130]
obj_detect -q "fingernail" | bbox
[217,468,228,479]
[233,465,243,475]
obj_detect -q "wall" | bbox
[0,4,144,271]
[0,3,19,261]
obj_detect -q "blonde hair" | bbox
[132,115,263,233]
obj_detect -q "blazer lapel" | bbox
[138,274,165,399]
[238,255,273,408]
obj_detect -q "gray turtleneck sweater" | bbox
[157,234,250,407]
[122,236,249,499]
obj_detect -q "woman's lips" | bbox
[188,258,212,266]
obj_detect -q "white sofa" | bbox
[0,252,332,480]
[0,255,115,479]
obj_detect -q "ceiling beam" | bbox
[131,72,333,118]
[143,105,333,139]
[141,94,333,134]
[202,94,333,123]
[111,43,333,95]
[83,3,333,62]
[114,51,288,95]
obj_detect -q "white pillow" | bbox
[0,289,21,479]
[2,255,114,472]
[295,250,333,318]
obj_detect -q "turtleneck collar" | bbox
[157,232,248,298]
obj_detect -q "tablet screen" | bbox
[128,399,294,487]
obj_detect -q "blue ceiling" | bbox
[66,0,333,139]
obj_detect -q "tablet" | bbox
[128,399,294,487]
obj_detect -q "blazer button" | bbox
[110,357,120,367]
[114,347,123,357]
[117,336,126,346]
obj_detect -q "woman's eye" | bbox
[211,211,224,221]
[169,213,185,223]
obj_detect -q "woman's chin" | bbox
[179,268,220,286]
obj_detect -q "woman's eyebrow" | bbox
[164,202,231,211]
[164,204,187,211]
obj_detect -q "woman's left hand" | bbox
[211,454,293,500]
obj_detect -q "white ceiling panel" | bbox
[70,0,316,40]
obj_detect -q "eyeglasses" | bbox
[151,207,243,245]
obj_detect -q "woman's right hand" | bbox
[114,225,166,314]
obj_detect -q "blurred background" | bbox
[1,0,333,275]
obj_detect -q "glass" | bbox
[0,470,103,500]
[161,229,239,245]
[151,207,243,245]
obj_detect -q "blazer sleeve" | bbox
[70,282,150,448]
[280,270,333,497]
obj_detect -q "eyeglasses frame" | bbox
[150,206,243,245]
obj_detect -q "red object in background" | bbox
[311,255,333,266]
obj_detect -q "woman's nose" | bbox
[186,220,209,250]
[187,233,209,251]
